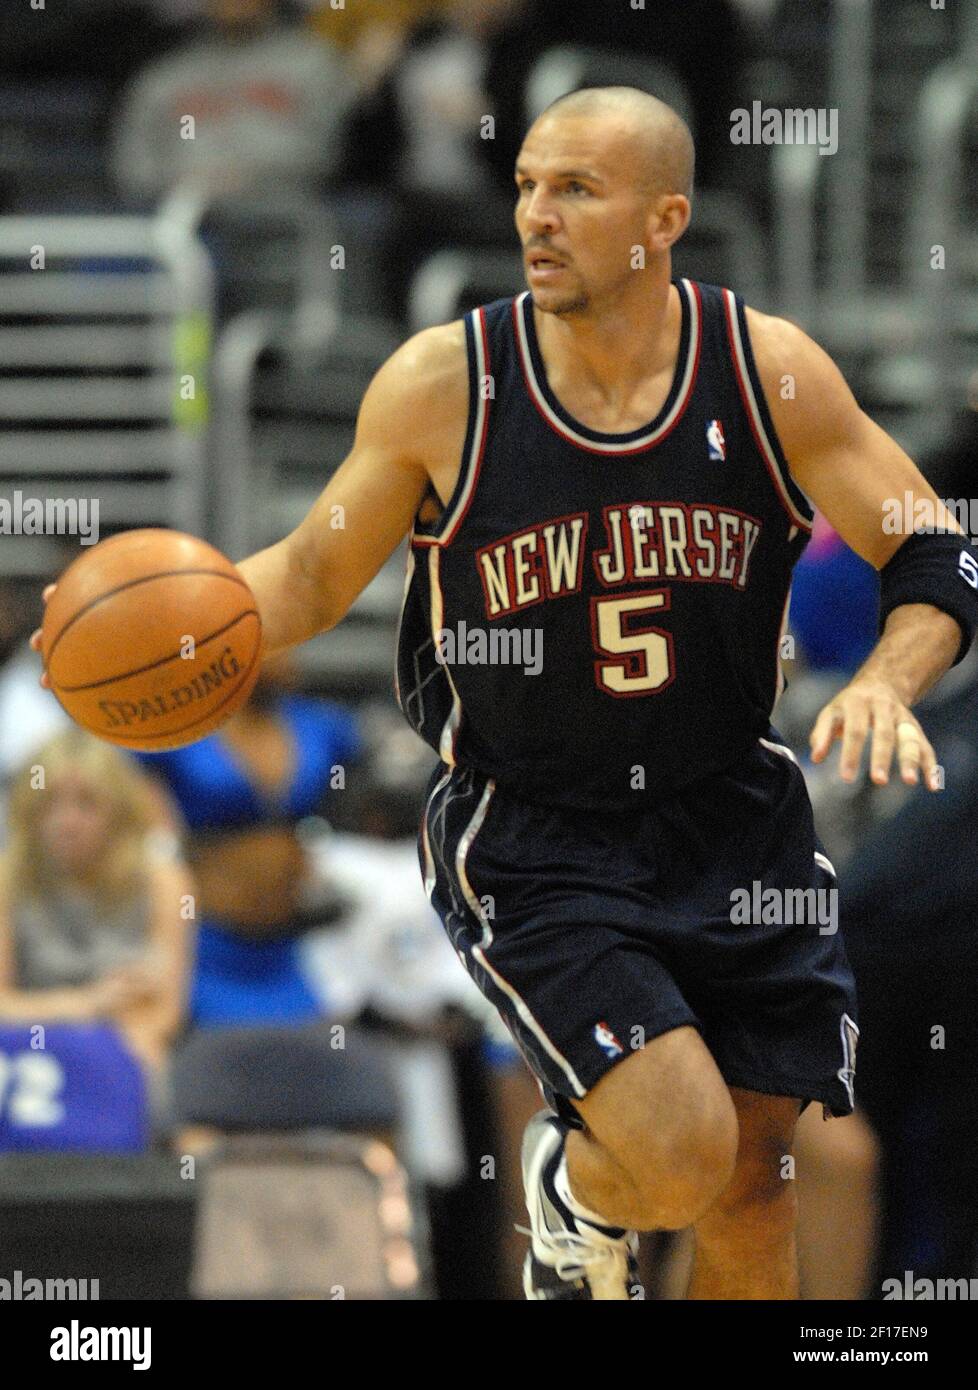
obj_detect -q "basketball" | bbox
[41,529,262,751]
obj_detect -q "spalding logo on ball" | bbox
[41,529,263,751]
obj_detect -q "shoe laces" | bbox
[515,1222,637,1284]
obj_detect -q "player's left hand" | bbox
[809,675,941,789]
[29,583,56,688]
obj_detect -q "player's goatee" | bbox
[541,293,590,316]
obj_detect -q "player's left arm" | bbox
[746,307,978,789]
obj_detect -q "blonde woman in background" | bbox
[0,728,192,1084]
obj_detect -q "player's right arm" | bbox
[32,322,469,675]
[236,320,468,659]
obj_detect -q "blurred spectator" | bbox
[336,0,528,321]
[309,0,446,93]
[789,512,879,674]
[300,801,542,1298]
[111,0,358,202]
[339,0,749,320]
[838,628,978,1292]
[130,656,360,1026]
[341,0,747,192]
[382,0,524,200]
[770,417,978,1296]
[301,826,503,1181]
[482,0,749,193]
[777,415,978,871]
[0,580,69,799]
[0,728,191,1081]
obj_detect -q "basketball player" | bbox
[34,87,978,1299]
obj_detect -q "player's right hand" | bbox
[29,583,56,688]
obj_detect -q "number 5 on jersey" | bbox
[590,590,675,696]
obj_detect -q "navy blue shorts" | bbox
[420,734,858,1123]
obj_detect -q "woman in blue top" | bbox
[131,655,360,1027]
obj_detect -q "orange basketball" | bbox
[41,529,263,751]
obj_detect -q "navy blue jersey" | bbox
[395,279,814,810]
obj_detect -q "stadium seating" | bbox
[169,1025,429,1298]
[0,1151,195,1299]
[190,1131,430,1299]
[0,211,214,571]
[0,81,113,214]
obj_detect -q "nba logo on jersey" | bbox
[706,418,726,461]
[594,1022,624,1059]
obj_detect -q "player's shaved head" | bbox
[532,86,695,202]
[516,86,694,316]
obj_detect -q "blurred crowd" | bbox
[1,0,770,325]
[2,0,977,1300]
[0,579,541,1297]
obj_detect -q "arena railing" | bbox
[908,55,978,443]
[768,0,971,455]
[0,207,214,573]
[407,249,525,336]
[210,304,404,687]
[154,185,347,324]
[824,0,873,309]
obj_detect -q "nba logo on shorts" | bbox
[706,418,726,461]
[594,1021,624,1058]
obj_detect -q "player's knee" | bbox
[625,1089,739,1228]
[655,1109,739,1228]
